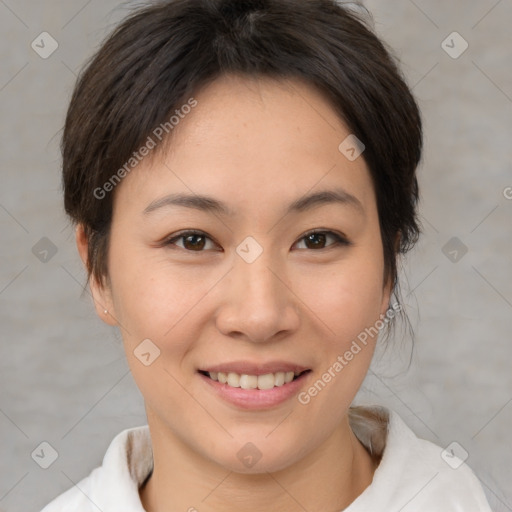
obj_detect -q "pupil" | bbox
[307,233,325,249]
[184,234,205,250]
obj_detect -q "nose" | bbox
[215,248,301,343]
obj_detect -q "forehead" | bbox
[113,74,376,220]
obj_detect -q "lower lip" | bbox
[198,371,311,410]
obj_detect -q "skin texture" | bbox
[76,74,392,512]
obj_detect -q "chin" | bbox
[206,437,308,475]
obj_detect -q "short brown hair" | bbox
[62,0,422,301]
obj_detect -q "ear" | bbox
[75,224,118,326]
[379,231,401,316]
[380,273,393,318]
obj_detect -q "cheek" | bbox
[109,265,207,410]
[293,257,385,429]
[106,240,210,355]
[295,254,385,345]
[334,268,384,339]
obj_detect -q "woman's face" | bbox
[84,74,392,473]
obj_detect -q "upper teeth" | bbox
[208,371,297,390]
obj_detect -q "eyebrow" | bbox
[143,188,364,217]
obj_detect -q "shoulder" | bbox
[40,425,152,512]
[348,406,492,511]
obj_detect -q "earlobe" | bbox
[75,224,118,326]
[89,276,118,327]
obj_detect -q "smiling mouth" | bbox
[198,369,311,390]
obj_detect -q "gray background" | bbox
[1,1,511,511]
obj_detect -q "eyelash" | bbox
[162,229,351,253]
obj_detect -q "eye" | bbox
[164,230,218,252]
[163,229,351,253]
[293,230,351,250]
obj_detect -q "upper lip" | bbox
[199,361,311,376]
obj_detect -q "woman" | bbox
[41,0,492,510]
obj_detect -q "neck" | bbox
[139,415,378,512]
